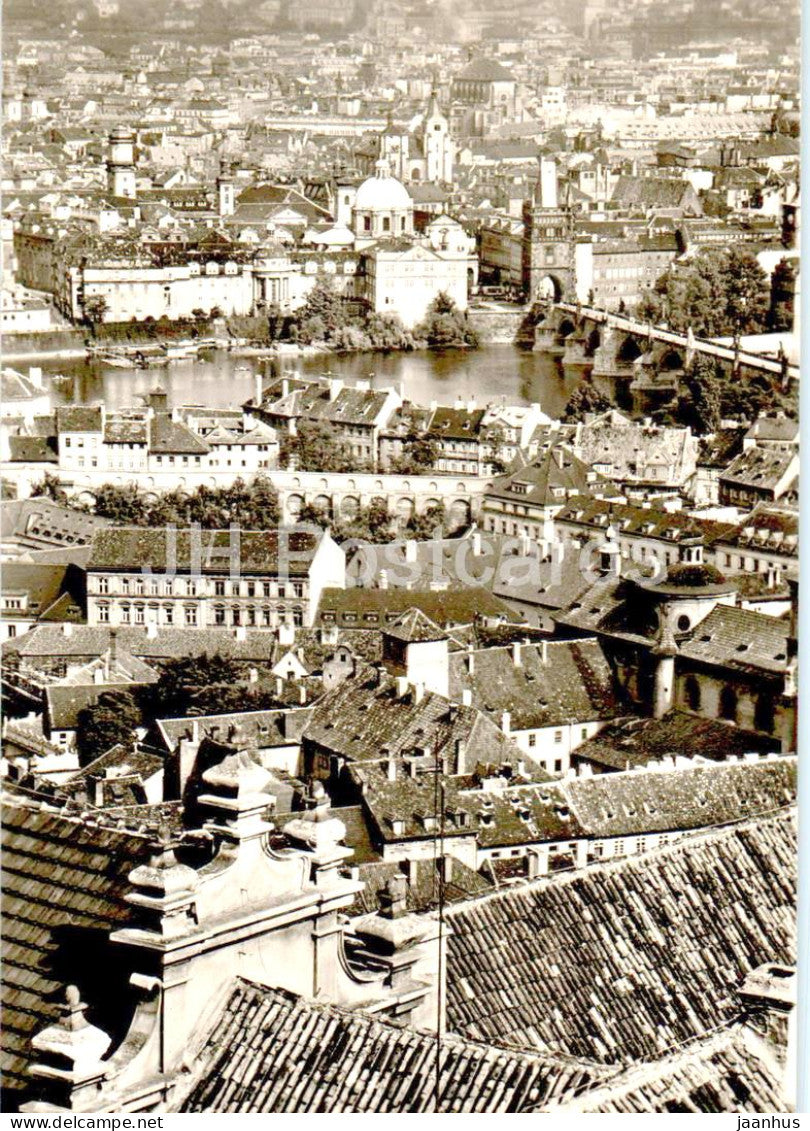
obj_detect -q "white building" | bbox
[85,526,346,630]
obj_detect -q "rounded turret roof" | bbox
[355,160,412,212]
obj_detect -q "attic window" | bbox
[736,643,750,653]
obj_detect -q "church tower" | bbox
[217,160,235,217]
[422,84,453,184]
[107,126,136,200]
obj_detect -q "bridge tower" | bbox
[522,156,576,302]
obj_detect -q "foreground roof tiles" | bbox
[445,810,796,1065]
[178,979,600,1113]
[1,797,155,1100]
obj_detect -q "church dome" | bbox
[355,159,412,212]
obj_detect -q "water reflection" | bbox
[40,345,572,418]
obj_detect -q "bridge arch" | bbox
[558,317,577,339]
[586,327,601,354]
[538,275,564,302]
[660,348,684,370]
[618,336,644,362]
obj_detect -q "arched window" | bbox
[719,686,738,723]
[754,694,775,734]
[684,675,701,712]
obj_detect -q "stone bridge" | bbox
[533,301,797,415]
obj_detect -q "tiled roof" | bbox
[1,796,155,1102]
[177,979,599,1113]
[148,413,210,454]
[317,586,524,628]
[744,415,799,444]
[455,58,515,83]
[447,640,620,730]
[305,668,530,774]
[45,681,143,731]
[1,499,110,549]
[383,608,448,643]
[260,381,390,428]
[486,447,603,508]
[154,706,313,754]
[0,563,84,623]
[573,710,779,770]
[678,604,791,676]
[562,1024,784,1113]
[8,435,58,464]
[555,496,736,546]
[55,405,103,434]
[2,625,282,664]
[103,418,149,444]
[563,756,796,838]
[572,415,696,485]
[719,448,796,490]
[349,857,493,916]
[446,810,796,1064]
[87,527,321,574]
[717,504,798,557]
[427,406,486,440]
[610,175,697,210]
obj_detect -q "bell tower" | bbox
[423,82,452,184]
[106,126,136,200]
[217,159,235,217]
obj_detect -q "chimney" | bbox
[395,675,409,697]
[471,529,482,556]
[281,377,289,398]
[299,683,307,705]
[386,755,397,781]
[413,682,425,704]
[540,640,548,664]
[93,667,104,685]
[512,641,522,667]
[379,569,389,590]
[404,539,417,562]
[461,688,472,707]
[254,372,263,406]
[328,376,343,402]
[466,647,474,675]
[501,710,511,733]
[109,627,118,661]
[63,623,73,637]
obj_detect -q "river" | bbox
[38,345,577,419]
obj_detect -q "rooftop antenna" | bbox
[431,766,447,1113]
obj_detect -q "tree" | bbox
[636,247,770,337]
[140,653,246,721]
[294,275,352,344]
[390,431,440,475]
[280,420,362,473]
[406,501,446,541]
[769,259,796,332]
[30,472,68,504]
[76,690,140,767]
[418,293,479,349]
[676,355,723,434]
[562,378,612,422]
[82,295,109,334]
